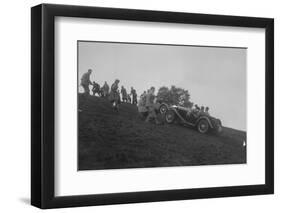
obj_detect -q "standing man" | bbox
[127,93,132,103]
[80,69,93,95]
[131,87,138,105]
[140,91,147,100]
[138,91,149,119]
[145,87,157,123]
[101,81,109,97]
[109,79,121,111]
[79,69,93,112]
[121,86,128,103]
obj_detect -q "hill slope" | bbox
[78,95,246,170]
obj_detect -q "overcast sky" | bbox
[78,41,246,131]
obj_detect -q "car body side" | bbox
[159,103,222,134]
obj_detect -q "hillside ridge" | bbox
[78,95,246,170]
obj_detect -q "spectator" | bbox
[92,81,101,96]
[121,86,128,102]
[101,81,109,97]
[80,69,93,95]
[131,87,138,105]
[145,87,157,123]
[109,79,121,111]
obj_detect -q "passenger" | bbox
[80,69,93,95]
[101,81,110,97]
[200,106,205,115]
[109,79,121,111]
[205,107,210,116]
[121,86,128,103]
[131,87,138,105]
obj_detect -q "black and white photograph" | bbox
[78,41,247,171]
[29,3,274,209]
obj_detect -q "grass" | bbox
[78,95,246,170]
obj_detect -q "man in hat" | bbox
[109,79,121,111]
[80,69,93,95]
[92,81,101,96]
[101,81,109,97]
[138,91,148,119]
[145,87,157,123]
[127,94,132,103]
[140,91,147,100]
[121,86,128,103]
[130,87,138,105]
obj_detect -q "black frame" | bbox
[31,3,274,209]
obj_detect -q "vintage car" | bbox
[159,103,223,134]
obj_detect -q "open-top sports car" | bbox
[158,103,223,134]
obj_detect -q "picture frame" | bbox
[31,3,274,209]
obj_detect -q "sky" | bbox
[78,41,247,131]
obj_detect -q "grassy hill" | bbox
[78,95,246,170]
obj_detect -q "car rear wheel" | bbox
[197,119,209,134]
[165,110,176,124]
[159,104,168,114]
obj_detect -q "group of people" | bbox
[92,81,110,97]
[121,86,138,105]
[138,87,161,123]
[192,104,210,116]
[80,69,211,122]
[80,69,138,111]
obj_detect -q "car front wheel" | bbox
[165,110,176,124]
[197,119,209,134]
[214,125,223,135]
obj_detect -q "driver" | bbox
[200,106,205,115]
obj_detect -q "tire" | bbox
[159,104,168,114]
[197,119,209,134]
[214,125,223,135]
[165,110,176,124]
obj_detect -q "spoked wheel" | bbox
[159,104,168,114]
[165,110,176,124]
[214,125,223,135]
[197,119,209,134]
